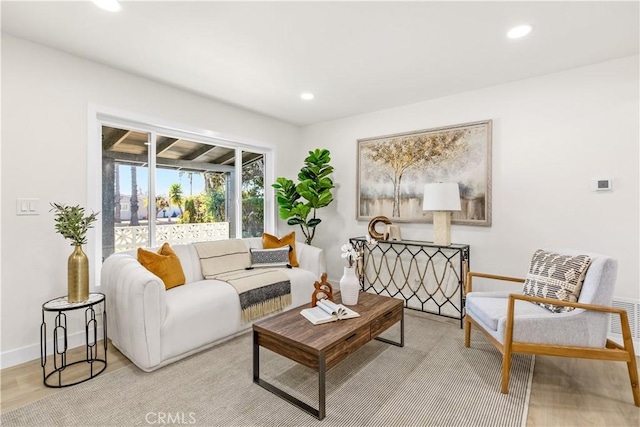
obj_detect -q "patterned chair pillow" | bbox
[523,249,591,313]
[248,246,291,269]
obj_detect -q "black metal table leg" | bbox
[318,353,326,420]
[400,308,405,346]
[253,331,325,420]
[374,309,404,347]
[252,330,259,381]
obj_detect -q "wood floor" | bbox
[1,338,639,426]
[0,340,130,414]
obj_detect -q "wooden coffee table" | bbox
[252,291,404,420]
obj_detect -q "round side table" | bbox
[40,292,107,388]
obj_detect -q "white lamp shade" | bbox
[422,183,461,211]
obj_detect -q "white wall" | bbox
[0,35,300,365]
[301,55,639,301]
[3,33,637,367]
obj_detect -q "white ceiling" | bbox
[2,1,638,126]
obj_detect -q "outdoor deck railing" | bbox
[114,222,229,252]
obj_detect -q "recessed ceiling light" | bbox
[300,93,315,100]
[92,0,122,12]
[507,24,533,39]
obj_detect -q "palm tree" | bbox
[130,166,139,226]
[169,183,184,217]
[179,171,195,195]
[114,165,121,223]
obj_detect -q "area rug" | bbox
[1,313,534,426]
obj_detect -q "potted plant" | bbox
[272,149,335,245]
[50,203,99,302]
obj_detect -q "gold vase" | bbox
[68,245,89,303]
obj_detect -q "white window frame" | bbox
[87,104,276,289]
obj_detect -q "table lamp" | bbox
[422,183,461,246]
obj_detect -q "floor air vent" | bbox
[610,298,640,341]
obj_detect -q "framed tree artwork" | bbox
[357,120,492,226]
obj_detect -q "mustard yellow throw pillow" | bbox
[137,243,186,290]
[262,232,299,267]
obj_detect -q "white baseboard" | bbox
[1,327,104,369]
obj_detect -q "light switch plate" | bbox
[16,198,40,215]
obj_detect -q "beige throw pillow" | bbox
[523,249,591,313]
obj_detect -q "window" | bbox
[242,151,265,238]
[92,110,274,275]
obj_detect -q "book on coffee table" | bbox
[300,299,360,325]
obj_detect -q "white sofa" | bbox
[101,237,325,372]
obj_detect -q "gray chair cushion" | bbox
[466,290,549,331]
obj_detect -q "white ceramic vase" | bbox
[340,266,360,306]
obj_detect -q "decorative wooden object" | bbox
[311,273,333,307]
[367,216,392,240]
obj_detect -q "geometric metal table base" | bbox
[350,237,470,328]
[40,293,107,388]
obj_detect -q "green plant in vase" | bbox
[50,203,99,302]
[272,149,335,245]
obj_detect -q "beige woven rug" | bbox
[2,313,534,426]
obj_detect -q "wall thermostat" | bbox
[591,178,613,192]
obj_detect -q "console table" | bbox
[349,237,469,327]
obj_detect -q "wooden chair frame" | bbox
[464,271,640,407]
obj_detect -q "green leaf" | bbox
[278,207,293,219]
[291,203,311,220]
[50,203,99,246]
[316,193,334,207]
[307,218,321,227]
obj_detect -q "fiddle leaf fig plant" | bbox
[50,203,99,246]
[272,148,335,245]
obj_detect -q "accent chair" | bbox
[464,248,639,407]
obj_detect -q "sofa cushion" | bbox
[523,249,591,313]
[193,240,250,278]
[171,244,204,283]
[161,279,241,361]
[160,268,317,362]
[263,232,299,267]
[137,243,186,290]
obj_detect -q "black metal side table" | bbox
[40,292,107,387]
